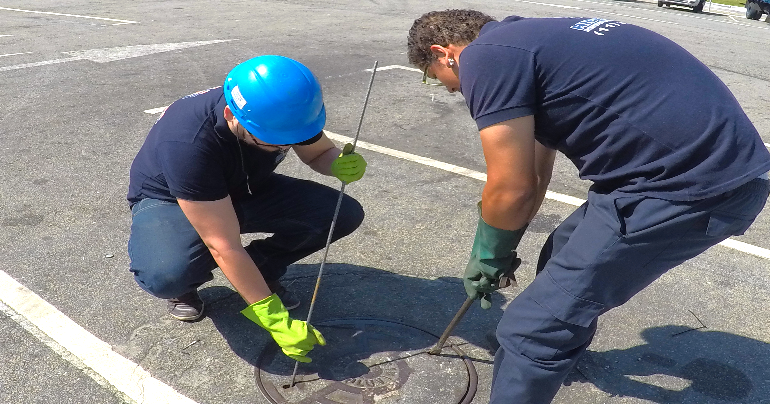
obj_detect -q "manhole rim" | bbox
[255,317,478,404]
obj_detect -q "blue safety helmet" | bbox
[223,55,326,145]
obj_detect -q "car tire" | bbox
[746,3,762,19]
[693,1,704,12]
[658,0,663,6]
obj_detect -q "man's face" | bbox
[234,122,291,152]
[426,60,460,93]
[224,105,291,151]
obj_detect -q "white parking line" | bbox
[323,131,770,260]
[0,6,138,25]
[0,51,32,58]
[0,40,234,72]
[0,270,199,404]
[366,64,421,73]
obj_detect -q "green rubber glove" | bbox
[331,143,367,183]
[464,202,527,309]
[241,294,326,362]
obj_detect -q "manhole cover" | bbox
[256,318,477,404]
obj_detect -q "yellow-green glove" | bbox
[331,143,367,183]
[241,294,326,362]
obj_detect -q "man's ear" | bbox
[223,105,234,121]
[430,45,449,60]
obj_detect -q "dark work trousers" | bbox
[490,177,769,404]
[127,174,364,299]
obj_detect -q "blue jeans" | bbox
[127,174,364,299]
[491,178,770,404]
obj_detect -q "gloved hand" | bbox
[241,294,326,362]
[464,202,527,309]
[331,143,367,183]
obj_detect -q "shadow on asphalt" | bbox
[198,264,769,401]
[201,263,505,369]
[579,325,768,402]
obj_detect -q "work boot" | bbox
[267,281,300,311]
[167,290,204,321]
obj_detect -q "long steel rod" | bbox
[289,60,378,387]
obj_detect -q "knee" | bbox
[334,196,365,237]
[130,260,191,299]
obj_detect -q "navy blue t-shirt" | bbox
[460,16,770,201]
[127,87,288,207]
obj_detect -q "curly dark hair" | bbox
[407,9,496,71]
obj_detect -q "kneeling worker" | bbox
[127,55,367,362]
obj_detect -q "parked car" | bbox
[746,0,770,20]
[658,0,707,12]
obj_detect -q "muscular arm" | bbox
[177,196,271,304]
[530,141,557,222]
[292,132,341,175]
[479,115,539,231]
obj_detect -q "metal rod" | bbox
[428,296,475,355]
[289,60,378,387]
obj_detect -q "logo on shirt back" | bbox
[570,18,625,35]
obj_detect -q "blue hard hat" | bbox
[223,55,326,145]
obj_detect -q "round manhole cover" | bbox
[255,318,477,404]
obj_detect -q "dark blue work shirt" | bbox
[127,87,287,207]
[460,16,770,201]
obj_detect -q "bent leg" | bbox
[237,174,365,282]
[127,199,216,299]
[492,179,769,403]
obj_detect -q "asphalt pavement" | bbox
[1,1,769,403]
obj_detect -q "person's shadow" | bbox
[201,262,504,372]
[576,325,769,403]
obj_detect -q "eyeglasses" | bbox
[421,69,444,86]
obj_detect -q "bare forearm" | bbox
[528,182,549,223]
[306,147,340,175]
[528,143,556,222]
[210,246,272,304]
[481,186,535,231]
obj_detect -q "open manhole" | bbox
[255,318,478,404]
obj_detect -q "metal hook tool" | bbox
[288,60,379,388]
[429,270,517,355]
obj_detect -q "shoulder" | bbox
[150,88,227,145]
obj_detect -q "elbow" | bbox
[483,187,537,210]
[537,173,552,193]
[201,239,242,263]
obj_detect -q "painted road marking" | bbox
[0,270,199,404]
[0,51,32,58]
[0,6,138,25]
[366,65,421,73]
[0,40,234,72]
[324,131,770,261]
[144,106,168,114]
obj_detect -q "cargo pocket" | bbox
[530,270,605,328]
[706,212,753,237]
